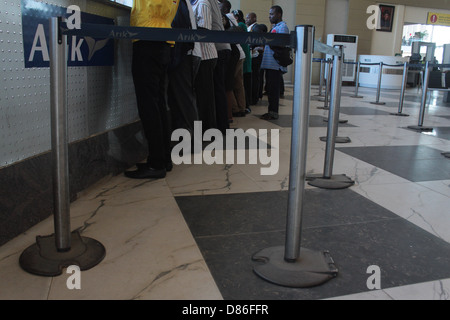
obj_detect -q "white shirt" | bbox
[191,0,218,61]
[247,22,256,32]
[186,0,202,59]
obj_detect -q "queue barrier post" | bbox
[407,61,434,132]
[318,59,332,109]
[370,62,386,105]
[19,17,106,277]
[390,62,410,117]
[350,61,363,98]
[314,59,324,97]
[320,50,350,139]
[322,60,349,126]
[307,46,354,189]
[252,25,338,288]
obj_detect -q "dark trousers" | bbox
[251,54,263,105]
[214,49,231,134]
[195,58,217,132]
[168,54,201,135]
[259,69,265,100]
[265,69,283,114]
[132,41,171,170]
[244,72,252,108]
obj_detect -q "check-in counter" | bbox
[358,55,409,90]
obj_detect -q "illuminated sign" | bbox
[427,12,450,27]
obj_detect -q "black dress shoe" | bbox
[136,162,173,172]
[125,165,166,179]
[165,161,173,172]
[232,111,246,117]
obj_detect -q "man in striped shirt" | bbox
[191,0,218,132]
[260,6,289,120]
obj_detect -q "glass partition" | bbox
[402,24,450,63]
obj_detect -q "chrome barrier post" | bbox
[370,62,386,105]
[307,46,354,189]
[350,61,363,98]
[20,17,106,277]
[317,59,324,96]
[252,25,338,288]
[318,59,332,109]
[407,61,433,132]
[391,62,410,117]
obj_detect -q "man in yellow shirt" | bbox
[125,0,180,179]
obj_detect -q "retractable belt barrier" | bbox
[312,58,450,122]
[62,22,345,59]
[20,19,341,287]
[62,22,296,47]
[313,58,450,69]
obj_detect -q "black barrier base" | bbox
[407,125,434,132]
[443,152,450,159]
[390,112,410,117]
[370,102,386,105]
[306,174,355,189]
[350,95,363,98]
[252,246,338,288]
[323,118,349,124]
[317,106,329,110]
[19,230,106,277]
[320,136,351,143]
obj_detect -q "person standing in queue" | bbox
[126,0,180,180]
[191,0,219,133]
[245,12,257,32]
[260,5,288,120]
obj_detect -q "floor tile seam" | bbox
[326,277,450,300]
[171,188,272,198]
[335,146,450,161]
[352,176,450,195]
[192,217,403,240]
[351,184,450,243]
[416,182,450,199]
[377,277,450,297]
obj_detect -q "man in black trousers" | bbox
[125,0,180,179]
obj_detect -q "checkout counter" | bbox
[358,55,409,90]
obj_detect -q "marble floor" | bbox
[1,83,450,300]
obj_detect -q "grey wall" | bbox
[1,0,136,168]
[0,0,147,246]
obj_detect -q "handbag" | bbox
[271,45,293,68]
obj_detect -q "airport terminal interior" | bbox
[1,0,450,300]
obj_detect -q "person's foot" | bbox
[232,111,246,117]
[125,165,166,179]
[136,162,173,172]
[260,112,279,120]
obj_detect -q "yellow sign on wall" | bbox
[427,12,450,26]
